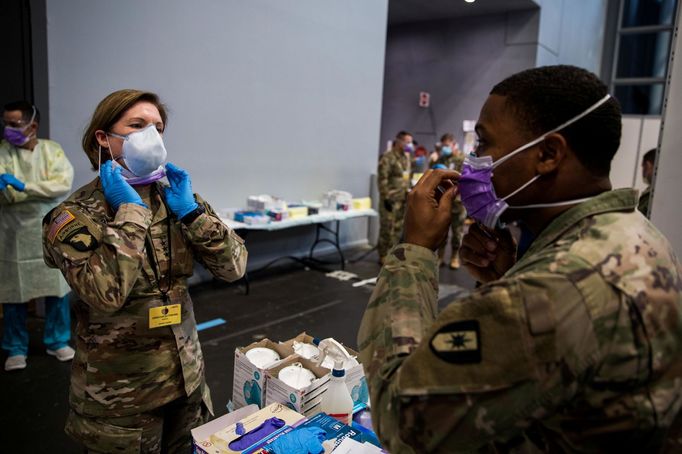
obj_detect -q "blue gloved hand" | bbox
[0,178,7,191]
[164,162,198,219]
[1,174,26,192]
[100,161,146,211]
[432,163,448,170]
[268,427,326,454]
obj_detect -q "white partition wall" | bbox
[43,0,388,269]
[651,5,682,257]
[45,0,387,206]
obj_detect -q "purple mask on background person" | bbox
[3,106,36,147]
[458,94,612,229]
[3,127,31,147]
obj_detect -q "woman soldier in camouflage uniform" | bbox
[43,90,248,453]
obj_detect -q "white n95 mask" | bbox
[108,124,167,177]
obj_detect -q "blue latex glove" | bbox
[164,162,198,219]
[268,427,326,454]
[1,174,26,191]
[432,163,447,170]
[0,178,7,191]
[100,161,146,211]
[228,417,285,450]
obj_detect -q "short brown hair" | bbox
[82,89,168,170]
[440,133,454,143]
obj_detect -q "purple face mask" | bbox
[3,127,30,147]
[3,106,36,147]
[459,94,612,229]
[120,166,167,186]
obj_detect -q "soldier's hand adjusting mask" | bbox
[458,94,612,229]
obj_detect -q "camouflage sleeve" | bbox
[358,244,597,452]
[43,203,152,313]
[377,154,391,201]
[181,194,247,283]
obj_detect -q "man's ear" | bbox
[536,132,568,175]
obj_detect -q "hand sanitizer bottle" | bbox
[321,360,354,425]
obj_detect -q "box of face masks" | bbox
[278,332,370,408]
[264,355,332,416]
[232,339,293,410]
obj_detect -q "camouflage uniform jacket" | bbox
[358,189,682,453]
[42,178,247,418]
[378,148,411,203]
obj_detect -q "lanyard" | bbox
[144,186,172,303]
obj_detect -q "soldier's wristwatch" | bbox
[181,204,206,225]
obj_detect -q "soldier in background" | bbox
[42,90,247,453]
[430,133,466,268]
[358,65,682,452]
[638,147,656,216]
[377,131,412,264]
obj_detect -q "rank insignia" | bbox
[430,320,481,364]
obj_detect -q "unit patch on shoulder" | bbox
[430,320,481,364]
[48,210,76,244]
[64,226,99,252]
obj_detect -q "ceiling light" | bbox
[465,0,476,3]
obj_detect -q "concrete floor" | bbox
[0,247,475,453]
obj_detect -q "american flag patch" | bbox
[48,210,76,244]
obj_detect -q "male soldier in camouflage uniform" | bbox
[378,131,412,264]
[430,133,466,268]
[43,90,247,453]
[358,66,682,452]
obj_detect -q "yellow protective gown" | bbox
[0,138,74,303]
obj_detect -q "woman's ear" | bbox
[536,132,568,175]
[95,130,109,149]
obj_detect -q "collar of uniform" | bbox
[514,188,639,264]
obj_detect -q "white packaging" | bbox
[232,339,292,410]
[278,332,369,408]
[264,355,331,416]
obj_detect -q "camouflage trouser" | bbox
[438,201,467,259]
[65,389,208,454]
[378,199,406,259]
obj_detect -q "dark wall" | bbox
[0,0,48,135]
[379,10,539,152]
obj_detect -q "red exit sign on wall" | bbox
[419,91,430,108]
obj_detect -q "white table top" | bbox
[221,208,377,231]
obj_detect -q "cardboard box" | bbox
[232,339,293,410]
[209,403,305,454]
[265,356,331,416]
[352,197,372,210]
[279,333,370,408]
[287,205,308,219]
[192,405,258,454]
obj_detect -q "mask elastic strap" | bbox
[492,94,612,170]
[501,174,541,202]
[508,197,594,209]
